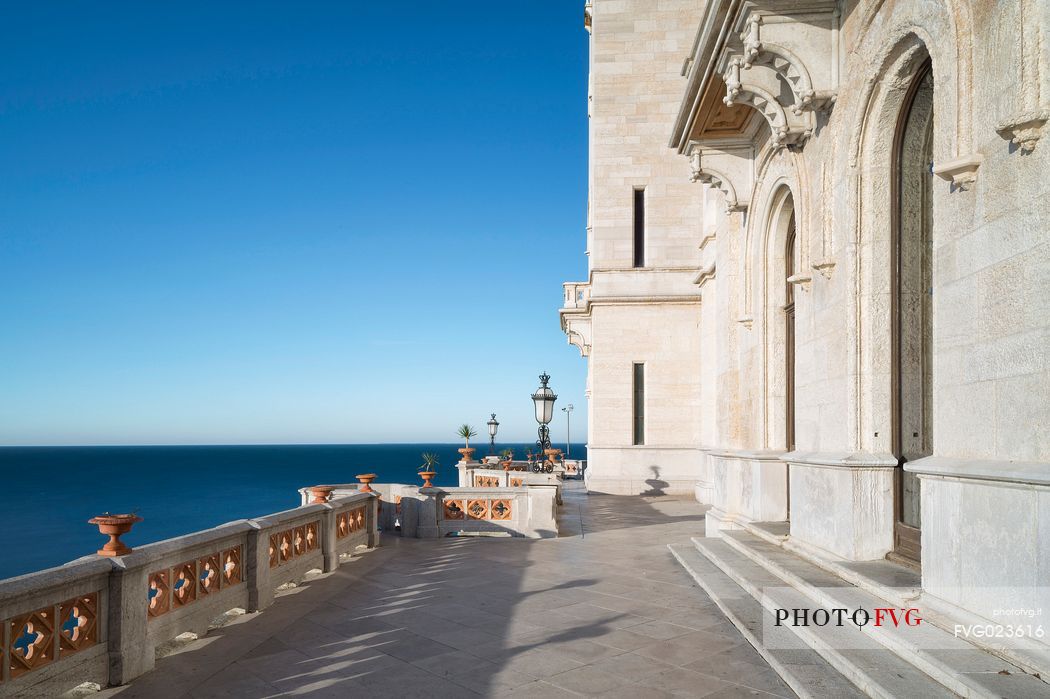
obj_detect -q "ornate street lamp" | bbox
[531,372,558,454]
[487,413,499,455]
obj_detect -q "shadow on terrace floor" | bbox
[100,483,795,698]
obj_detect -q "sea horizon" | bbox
[0,442,587,580]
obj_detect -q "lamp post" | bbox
[531,372,558,454]
[561,404,574,458]
[487,413,499,456]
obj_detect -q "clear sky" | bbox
[0,2,590,446]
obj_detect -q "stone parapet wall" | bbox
[308,483,559,539]
[0,492,376,697]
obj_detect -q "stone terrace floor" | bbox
[100,483,796,698]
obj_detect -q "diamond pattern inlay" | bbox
[444,499,465,520]
[467,499,488,520]
[59,593,98,657]
[9,607,54,678]
[148,570,171,618]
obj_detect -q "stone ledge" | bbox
[905,456,1050,487]
[705,447,785,461]
[782,450,897,470]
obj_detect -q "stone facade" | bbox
[562,0,1050,635]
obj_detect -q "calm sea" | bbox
[0,442,586,581]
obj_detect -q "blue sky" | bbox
[0,2,589,445]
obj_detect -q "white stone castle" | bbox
[561,0,1048,646]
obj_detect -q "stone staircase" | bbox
[669,525,1050,699]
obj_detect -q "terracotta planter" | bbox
[501,461,511,471]
[458,447,476,463]
[309,485,336,504]
[544,448,561,463]
[419,470,436,488]
[356,473,377,493]
[88,514,143,557]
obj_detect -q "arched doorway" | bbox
[892,57,933,563]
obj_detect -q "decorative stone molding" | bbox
[670,0,840,155]
[786,272,811,291]
[719,50,814,147]
[932,154,982,190]
[734,3,840,115]
[583,2,592,33]
[692,262,716,290]
[811,259,835,280]
[995,108,1048,153]
[688,141,755,211]
[566,327,591,358]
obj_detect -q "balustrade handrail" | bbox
[0,490,378,696]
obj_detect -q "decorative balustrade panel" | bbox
[0,491,378,696]
[0,559,111,691]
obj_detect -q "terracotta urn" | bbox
[88,513,143,557]
[356,473,377,493]
[458,447,476,463]
[419,470,437,488]
[309,485,336,504]
[544,448,562,463]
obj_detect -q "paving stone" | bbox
[100,487,799,698]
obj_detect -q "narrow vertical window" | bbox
[633,188,645,268]
[632,363,645,445]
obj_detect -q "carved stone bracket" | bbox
[563,316,592,358]
[811,259,836,280]
[995,108,1048,153]
[787,272,812,291]
[932,154,982,191]
[688,141,755,212]
[737,8,838,115]
[719,50,814,147]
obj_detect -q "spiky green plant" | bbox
[500,448,514,461]
[420,452,440,472]
[456,424,478,449]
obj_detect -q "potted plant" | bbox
[499,448,514,470]
[457,424,478,463]
[419,452,439,488]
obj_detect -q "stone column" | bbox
[246,521,274,613]
[367,495,380,548]
[320,505,338,573]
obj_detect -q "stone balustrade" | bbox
[300,482,559,539]
[563,281,590,309]
[0,492,376,697]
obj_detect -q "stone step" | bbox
[687,537,966,699]
[668,543,870,699]
[719,530,1050,699]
